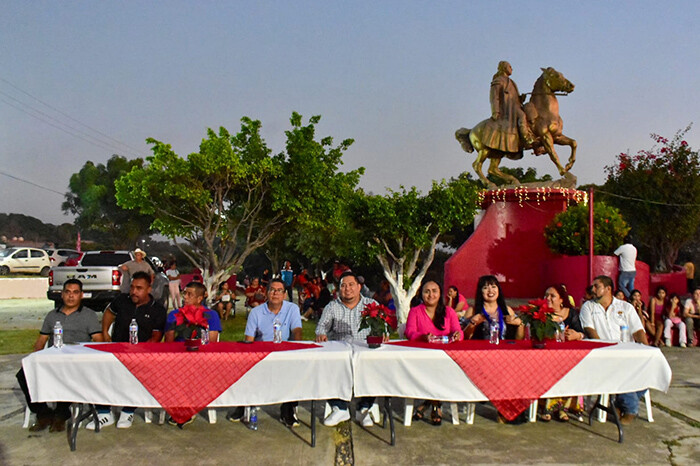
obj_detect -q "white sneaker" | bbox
[117,411,134,429]
[323,406,350,426]
[356,407,374,427]
[85,412,114,430]
[665,338,672,347]
[681,343,687,348]
[301,315,309,322]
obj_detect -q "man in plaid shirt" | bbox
[316,271,378,427]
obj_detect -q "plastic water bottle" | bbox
[248,407,258,430]
[53,321,64,348]
[489,321,500,345]
[620,324,631,343]
[558,322,566,342]
[273,319,282,344]
[201,326,210,345]
[129,319,139,344]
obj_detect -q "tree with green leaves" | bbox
[544,201,629,255]
[602,126,700,272]
[348,174,480,324]
[63,155,153,248]
[115,113,361,297]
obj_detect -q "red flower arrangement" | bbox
[515,299,560,341]
[359,302,397,337]
[173,305,210,340]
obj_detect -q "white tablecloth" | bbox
[352,341,672,400]
[22,341,353,407]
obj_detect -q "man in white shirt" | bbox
[613,237,637,299]
[683,287,700,345]
[580,275,648,424]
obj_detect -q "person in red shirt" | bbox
[245,277,267,308]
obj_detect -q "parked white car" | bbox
[43,248,81,266]
[0,247,51,276]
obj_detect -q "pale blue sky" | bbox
[1,0,698,224]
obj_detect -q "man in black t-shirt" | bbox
[87,271,166,430]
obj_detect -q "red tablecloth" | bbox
[87,341,319,423]
[389,339,614,420]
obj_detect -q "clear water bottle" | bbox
[129,319,139,344]
[273,319,282,344]
[489,321,500,345]
[53,321,64,348]
[558,322,566,342]
[201,325,210,345]
[248,406,258,430]
[620,324,631,343]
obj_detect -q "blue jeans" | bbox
[618,271,636,298]
[615,390,645,415]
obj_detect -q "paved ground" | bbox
[1,299,700,465]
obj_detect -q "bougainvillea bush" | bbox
[544,201,630,256]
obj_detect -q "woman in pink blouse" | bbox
[405,280,463,425]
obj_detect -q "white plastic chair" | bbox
[595,390,653,423]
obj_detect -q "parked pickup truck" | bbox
[47,250,169,312]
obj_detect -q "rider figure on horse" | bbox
[483,61,535,153]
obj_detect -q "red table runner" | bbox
[389,339,614,420]
[87,341,319,423]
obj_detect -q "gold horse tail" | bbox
[455,127,474,153]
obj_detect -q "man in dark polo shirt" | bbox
[87,271,166,430]
[16,279,103,433]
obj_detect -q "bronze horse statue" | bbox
[456,67,577,187]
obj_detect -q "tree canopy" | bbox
[115,113,362,295]
[62,155,153,249]
[348,174,480,323]
[602,125,700,272]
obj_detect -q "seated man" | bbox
[85,271,167,430]
[16,279,103,433]
[315,271,379,427]
[580,275,649,424]
[163,281,222,426]
[226,278,303,427]
[165,281,222,343]
[683,287,700,345]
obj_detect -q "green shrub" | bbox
[544,202,630,256]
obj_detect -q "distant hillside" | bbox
[0,213,77,247]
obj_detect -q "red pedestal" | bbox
[443,188,652,305]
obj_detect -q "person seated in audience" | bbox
[580,275,648,424]
[464,275,523,340]
[445,285,472,329]
[17,279,103,433]
[614,289,626,300]
[214,281,235,321]
[630,289,654,339]
[406,280,463,425]
[683,287,700,345]
[245,277,267,309]
[663,293,687,348]
[226,278,303,427]
[300,279,320,320]
[649,286,667,346]
[539,284,585,422]
[373,280,394,308]
[581,285,595,307]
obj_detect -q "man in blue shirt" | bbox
[280,260,294,302]
[226,278,303,427]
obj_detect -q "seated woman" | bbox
[664,293,687,347]
[245,277,267,309]
[405,280,463,425]
[214,281,235,321]
[649,286,667,346]
[445,285,472,329]
[630,289,654,338]
[464,275,523,341]
[539,284,585,422]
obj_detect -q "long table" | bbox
[353,339,672,441]
[22,341,353,450]
[22,339,673,449]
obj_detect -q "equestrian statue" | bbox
[456,61,577,188]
